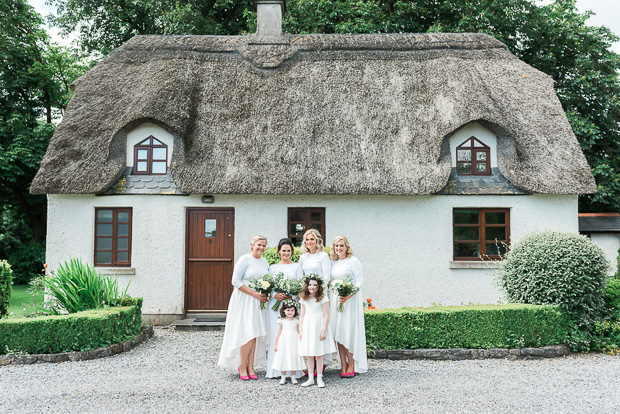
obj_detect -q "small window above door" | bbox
[456,136,491,176]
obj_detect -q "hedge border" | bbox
[0,325,153,366]
[369,344,570,360]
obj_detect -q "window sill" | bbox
[99,268,136,276]
[449,261,501,269]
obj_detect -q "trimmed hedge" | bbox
[0,260,12,319]
[0,298,143,355]
[364,304,570,350]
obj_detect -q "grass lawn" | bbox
[7,284,44,318]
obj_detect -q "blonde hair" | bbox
[300,229,325,254]
[329,235,354,260]
[250,234,268,247]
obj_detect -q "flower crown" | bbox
[282,299,299,309]
[303,273,325,287]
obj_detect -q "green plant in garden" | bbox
[42,258,130,314]
[498,231,610,350]
[262,246,330,265]
[603,278,620,313]
[0,260,13,319]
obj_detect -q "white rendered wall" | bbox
[590,233,620,275]
[449,122,498,168]
[126,123,174,168]
[46,193,578,314]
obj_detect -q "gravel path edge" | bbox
[369,344,570,360]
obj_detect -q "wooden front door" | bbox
[185,208,234,312]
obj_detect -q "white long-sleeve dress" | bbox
[217,253,269,369]
[266,262,303,378]
[329,256,368,373]
[299,251,331,284]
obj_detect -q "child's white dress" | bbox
[272,318,307,372]
[299,296,337,356]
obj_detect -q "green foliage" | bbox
[43,258,130,314]
[0,261,13,319]
[0,298,142,354]
[7,241,45,285]
[603,278,620,312]
[616,246,620,279]
[6,284,43,318]
[263,246,302,265]
[364,304,569,350]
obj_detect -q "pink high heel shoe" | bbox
[238,368,249,381]
[248,374,258,380]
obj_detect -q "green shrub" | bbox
[0,298,142,354]
[364,304,569,350]
[43,258,130,314]
[0,260,13,319]
[616,245,620,279]
[263,246,330,265]
[603,278,620,312]
[7,241,44,284]
[498,231,609,327]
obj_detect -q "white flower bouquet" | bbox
[271,274,302,311]
[330,275,359,313]
[249,274,274,310]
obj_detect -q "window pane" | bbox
[205,219,216,237]
[454,210,479,224]
[476,152,487,161]
[137,149,148,160]
[152,138,163,145]
[117,212,129,223]
[454,227,479,241]
[454,243,480,258]
[310,212,322,222]
[290,223,305,235]
[457,163,472,174]
[96,251,112,264]
[151,161,166,174]
[485,227,506,241]
[485,243,507,256]
[97,210,113,222]
[139,138,151,145]
[291,237,303,247]
[457,150,471,161]
[97,223,113,236]
[117,238,128,250]
[117,223,129,236]
[117,251,129,262]
[152,147,166,160]
[477,163,488,173]
[289,209,304,222]
[96,237,112,250]
[310,224,321,231]
[485,212,506,224]
[137,161,147,172]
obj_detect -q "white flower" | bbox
[261,280,270,289]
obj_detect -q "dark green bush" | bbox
[0,298,143,354]
[364,304,569,350]
[603,278,620,312]
[8,240,45,284]
[0,260,12,319]
[498,231,609,327]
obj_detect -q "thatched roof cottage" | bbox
[32,0,595,322]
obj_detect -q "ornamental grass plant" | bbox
[42,258,130,314]
[0,260,13,319]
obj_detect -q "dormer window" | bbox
[456,137,491,175]
[133,135,168,175]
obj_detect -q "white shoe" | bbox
[300,378,314,387]
[279,377,286,385]
[317,375,325,388]
[291,377,298,385]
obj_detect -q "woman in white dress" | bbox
[217,235,269,380]
[299,229,331,283]
[329,235,368,376]
[266,238,304,379]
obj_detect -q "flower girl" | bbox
[272,300,307,385]
[298,274,337,388]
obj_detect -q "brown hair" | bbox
[300,275,325,302]
[279,301,299,318]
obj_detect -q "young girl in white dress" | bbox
[298,275,337,388]
[272,300,306,385]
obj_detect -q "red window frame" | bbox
[132,135,168,175]
[456,136,491,176]
[288,208,326,247]
[453,208,510,261]
[94,208,132,267]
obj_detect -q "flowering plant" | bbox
[281,299,300,309]
[364,298,376,310]
[271,273,303,311]
[330,275,359,312]
[249,274,274,310]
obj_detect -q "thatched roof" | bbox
[30,33,596,195]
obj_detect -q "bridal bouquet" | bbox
[271,273,302,311]
[330,275,359,313]
[249,274,274,310]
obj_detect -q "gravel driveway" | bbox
[1,328,618,413]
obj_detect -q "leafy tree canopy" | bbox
[46,0,620,211]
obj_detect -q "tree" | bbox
[46,0,620,212]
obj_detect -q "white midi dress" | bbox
[329,256,368,374]
[272,318,307,372]
[299,296,337,357]
[217,254,269,369]
[299,251,331,284]
[266,262,303,378]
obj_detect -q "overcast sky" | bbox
[28,0,620,53]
